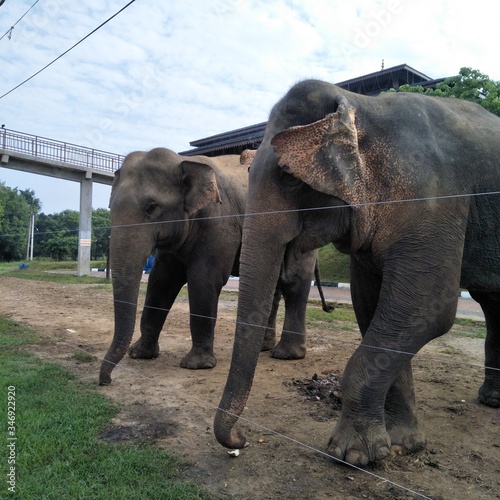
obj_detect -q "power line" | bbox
[0,0,41,42]
[0,0,137,100]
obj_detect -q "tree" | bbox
[0,182,31,261]
[0,181,112,261]
[34,208,111,261]
[35,210,79,261]
[19,188,42,213]
[91,208,111,260]
[394,67,500,116]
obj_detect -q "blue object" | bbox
[18,263,29,270]
[143,256,155,274]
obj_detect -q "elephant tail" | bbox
[314,259,335,313]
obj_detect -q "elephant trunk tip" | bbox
[98,359,116,385]
[214,427,249,450]
[98,376,112,386]
[214,410,249,449]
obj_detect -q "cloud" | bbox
[0,0,499,213]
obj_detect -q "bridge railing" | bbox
[1,128,124,173]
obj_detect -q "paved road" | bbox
[95,271,483,321]
[222,278,485,321]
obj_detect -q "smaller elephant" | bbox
[99,148,321,385]
[238,148,334,359]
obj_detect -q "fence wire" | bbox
[1,161,499,499]
[9,316,434,500]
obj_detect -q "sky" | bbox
[1,0,499,214]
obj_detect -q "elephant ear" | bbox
[271,95,366,205]
[180,160,222,216]
[240,149,257,171]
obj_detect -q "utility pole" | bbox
[25,213,34,260]
[30,213,34,260]
[25,216,30,260]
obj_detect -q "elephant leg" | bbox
[326,257,393,463]
[271,275,311,360]
[384,362,426,454]
[350,255,422,450]
[337,257,424,458]
[469,290,500,407]
[328,241,461,465]
[261,288,281,351]
[270,250,316,360]
[129,254,187,359]
[179,264,223,369]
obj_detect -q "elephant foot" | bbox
[128,338,160,359]
[270,340,306,360]
[180,347,217,369]
[387,424,426,456]
[327,415,391,466]
[261,329,276,351]
[479,382,500,407]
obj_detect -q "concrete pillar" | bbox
[77,173,93,276]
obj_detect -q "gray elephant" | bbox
[98,147,322,385]
[214,80,500,465]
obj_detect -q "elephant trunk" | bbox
[214,215,287,448]
[99,228,150,385]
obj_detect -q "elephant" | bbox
[98,147,326,385]
[214,79,500,466]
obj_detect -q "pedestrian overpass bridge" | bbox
[0,128,125,275]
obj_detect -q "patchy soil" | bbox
[1,276,499,499]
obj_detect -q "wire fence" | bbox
[0,278,493,500]
[1,144,499,498]
[1,218,497,498]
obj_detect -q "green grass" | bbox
[449,316,486,339]
[1,259,111,285]
[0,260,111,284]
[71,350,96,363]
[0,317,38,347]
[317,245,350,283]
[0,316,211,499]
[0,262,20,276]
[302,302,486,339]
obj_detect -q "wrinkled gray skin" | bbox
[214,80,500,465]
[99,148,318,385]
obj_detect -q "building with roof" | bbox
[180,63,445,157]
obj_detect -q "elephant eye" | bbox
[145,202,160,216]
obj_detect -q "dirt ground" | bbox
[1,276,499,499]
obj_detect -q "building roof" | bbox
[335,63,434,95]
[179,63,445,156]
[186,122,267,155]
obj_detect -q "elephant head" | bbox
[99,148,222,385]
